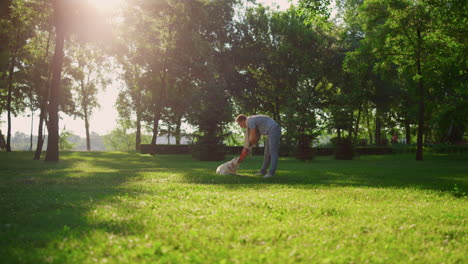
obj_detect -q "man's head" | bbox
[236,114,247,128]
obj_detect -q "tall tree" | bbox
[118,0,172,152]
[357,0,466,160]
[29,0,55,159]
[138,0,173,149]
[0,0,13,75]
[114,45,153,152]
[233,5,338,151]
[45,0,111,160]
[190,0,238,161]
[2,0,36,152]
[67,43,109,151]
[11,0,55,158]
[33,29,53,159]
[45,0,66,162]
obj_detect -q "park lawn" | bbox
[0,152,466,264]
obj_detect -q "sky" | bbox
[0,0,299,137]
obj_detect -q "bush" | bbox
[191,134,225,161]
[59,129,76,151]
[279,143,293,157]
[295,135,314,161]
[103,127,136,152]
[428,143,468,154]
[141,144,190,154]
[332,137,354,160]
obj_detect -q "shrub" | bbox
[332,137,354,160]
[295,135,314,161]
[59,128,76,151]
[191,133,225,161]
[279,143,292,157]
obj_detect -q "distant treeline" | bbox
[5,131,190,152]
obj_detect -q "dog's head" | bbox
[216,157,240,175]
[230,157,240,170]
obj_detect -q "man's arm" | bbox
[248,128,260,147]
[239,128,259,163]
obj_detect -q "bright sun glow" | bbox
[87,0,124,13]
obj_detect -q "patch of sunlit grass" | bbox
[0,152,466,263]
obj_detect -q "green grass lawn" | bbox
[0,152,466,264]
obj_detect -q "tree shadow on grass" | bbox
[106,152,467,194]
[0,152,466,263]
[49,152,468,194]
[0,152,146,263]
[174,154,468,194]
[0,152,246,263]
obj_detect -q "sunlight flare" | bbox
[87,0,123,12]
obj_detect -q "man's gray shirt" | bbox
[247,115,279,135]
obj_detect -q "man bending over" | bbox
[236,114,281,178]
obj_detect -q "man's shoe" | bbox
[262,173,274,178]
[255,171,266,176]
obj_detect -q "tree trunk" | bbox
[135,86,141,152]
[0,130,6,150]
[34,29,51,160]
[45,1,65,162]
[29,110,34,151]
[84,106,90,151]
[365,108,373,145]
[151,72,167,151]
[446,120,453,143]
[167,126,171,144]
[273,96,281,124]
[175,115,182,145]
[354,104,362,141]
[151,111,161,146]
[135,112,141,151]
[34,105,46,160]
[405,118,411,145]
[424,126,430,144]
[375,107,382,145]
[415,28,424,161]
[6,54,16,152]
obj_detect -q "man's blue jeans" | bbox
[260,125,281,176]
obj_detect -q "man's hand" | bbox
[239,147,250,163]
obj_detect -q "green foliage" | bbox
[103,127,136,152]
[296,0,332,27]
[0,0,12,72]
[223,123,244,147]
[58,128,75,151]
[178,0,238,160]
[339,0,467,155]
[1,0,466,163]
[66,43,109,118]
[0,0,42,116]
[432,101,468,143]
[451,184,466,198]
[103,122,151,152]
[233,5,339,150]
[115,0,238,155]
[233,6,326,120]
[0,152,466,263]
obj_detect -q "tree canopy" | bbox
[0,0,466,161]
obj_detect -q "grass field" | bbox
[0,151,467,264]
